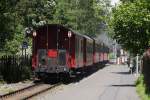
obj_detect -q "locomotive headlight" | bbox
[68,31,72,38]
[33,31,37,37]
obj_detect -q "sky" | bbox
[111,0,120,6]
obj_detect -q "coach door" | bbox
[58,50,66,66]
[75,36,83,68]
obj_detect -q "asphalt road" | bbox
[34,64,140,100]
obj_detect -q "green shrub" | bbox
[136,75,150,100]
[0,55,32,83]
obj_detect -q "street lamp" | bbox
[25,27,33,37]
[33,31,37,37]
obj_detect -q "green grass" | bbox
[136,75,150,100]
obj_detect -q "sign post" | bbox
[22,41,28,49]
[22,41,28,58]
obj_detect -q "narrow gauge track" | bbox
[0,82,61,100]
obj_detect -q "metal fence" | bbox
[0,55,32,83]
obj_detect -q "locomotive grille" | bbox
[48,58,57,66]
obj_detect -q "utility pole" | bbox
[113,40,117,64]
[136,54,139,75]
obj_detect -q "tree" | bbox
[0,0,19,54]
[0,0,112,55]
[111,0,150,55]
[0,0,56,55]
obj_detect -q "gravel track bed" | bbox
[0,80,34,95]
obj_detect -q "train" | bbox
[30,24,109,79]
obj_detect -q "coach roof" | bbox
[37,24,93,40]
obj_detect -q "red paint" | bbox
[104,53,108,60]
[100,53,104,61]
[66,52,76,68]
[32,55,36,70]
[71,58,76,67]
[47,49,58,58]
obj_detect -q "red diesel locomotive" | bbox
[31,24,109,78]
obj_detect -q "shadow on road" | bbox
[111,84,135,87]
[111,71,130,75]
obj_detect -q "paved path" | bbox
[35,64,141,100]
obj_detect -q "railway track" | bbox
[0,82,61,100]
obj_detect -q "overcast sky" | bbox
[111,0,120,5]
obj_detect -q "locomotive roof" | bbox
[37,24,93,40]
[83,35,93,41]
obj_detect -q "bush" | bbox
[136,75,150,100]
[0,55,32,83]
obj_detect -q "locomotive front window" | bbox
[41,57,46,65]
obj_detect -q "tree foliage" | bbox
[111,0,150,55]
[0,0,111,55]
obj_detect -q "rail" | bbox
[0,82,61,100]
